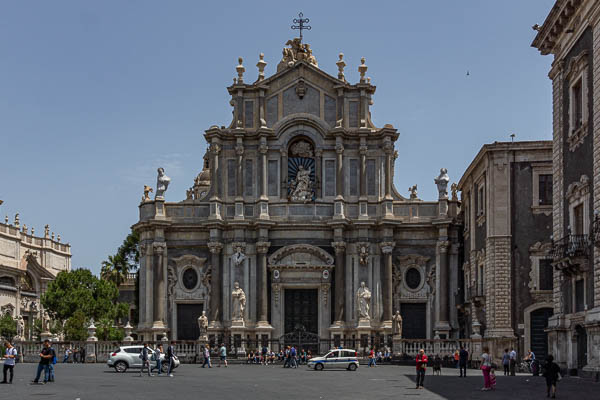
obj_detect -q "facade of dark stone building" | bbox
[133,39,463,351]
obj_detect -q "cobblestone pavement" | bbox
[2,362,599,400]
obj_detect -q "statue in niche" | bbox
[197,310,208,338]
[155,167,171,199]
[232,246,246,267]
[356,282,371,320]
[358,245,369,266]
[289,165,313,203]
[231,282,246,321]
[392,310,403,337]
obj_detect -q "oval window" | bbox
[182,268,198,290]
[405,268,421,290]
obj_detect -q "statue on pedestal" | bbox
[356,282,371,320]
[231,282,246,321]
[434,168,450,199]
[197,310,208,339]
[15,315,25,339]
[155,167,171,199]
[232,246,246,267]
[392,310,403,337]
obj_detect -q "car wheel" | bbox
[114,361,128,373]
[315,363,324,371]
[348,363,357,371]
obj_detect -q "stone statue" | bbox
[434,168,450,199]
[15,315,25,338]
[14,213,19,227]
[231,281,246,321]
[197,310,208,338]
[290,165,313,203]
[356,281,371,320]
[277,38,318,72]
[44,225,49,238]
[290,140,314,158]
[232,246,246,267]
[358,245,369,265]
[42,310,51,332]
[142,185,153,202]
[451,183,458,201]
[408,184,418,200]
[155,167,171,199]
[392,310,403,337]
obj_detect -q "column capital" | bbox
[380,241,395,254]
[331,241,346,254]
[208,241,223,254]
[235,143,244,157]
[359,144,368,156]
[256,241,271,254]
[232,241,246,252]
[209,143,221,155]
[437,240,450,253]
[152,243,166,254]
[335,143,344,155]
[139,244,147,257]
[258,142,268,154]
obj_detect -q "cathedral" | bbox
[134,37,462,350]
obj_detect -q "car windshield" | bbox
[326,351,337,358]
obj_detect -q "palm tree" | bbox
[100,254,126,286]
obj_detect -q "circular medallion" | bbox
[273,270,280,280]
[182,268,198,290]
[405,268,421,290]
[322,270,329,280]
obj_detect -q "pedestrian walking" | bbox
[480,346,493,391]
[218,343,228,367]
[454,350,460,368]
[47,344,57,382]
[459,345,468,377]
[490,365,497,390]
[283,346,291,368]
[1,341,17,384]
[62,347,71,363]
[509,348,517,376]
[79,347,85,363]
[261,345,268,366]
[368,347,376,367]
[502,348,510,376]
[151,344,163,375]
[202,344,211,368]
[542,354,561,398]
[290,346,297,368]
[166,341,176,377]
[31,339,53,384]
[73,347,79,363]
[415,348,428,389]
[139,343,153,377]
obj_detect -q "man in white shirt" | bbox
[509,348,517,376]
[1,341,17,384]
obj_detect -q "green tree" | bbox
[63,310,88,341]
[0,313,16,341]
[41,269,128,330]
[96,316,125,341]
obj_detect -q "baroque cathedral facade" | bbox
[134,38,462,348]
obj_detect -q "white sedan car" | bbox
[307,349,359,371]
[107,345,180,373]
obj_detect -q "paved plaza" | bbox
[3,362,599,400]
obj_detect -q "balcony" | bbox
[552,234,590,274]
[465,286,484,306]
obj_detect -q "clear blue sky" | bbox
[0,0,555,274]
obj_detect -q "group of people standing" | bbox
[138,342,177,377]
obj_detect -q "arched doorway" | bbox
[575,325,587,369]
[529,307,553,361]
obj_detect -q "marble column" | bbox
[236,143,244,197]
[143,244,153,328]
[258,140,269,219]
[153,243,166,328]
[332,241,346,322]
[384,144,392,200]
[380,242,395,323]
[438,240,450,324]
[315,149,323,198]
[359,145,367,196]
[210,143,221,199]
[336,143,344,199]
[256,241,271,325]
[280,149,288,199]
[208,242,223,327]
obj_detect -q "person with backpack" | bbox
[47,344,57,382]
[290,346,297,368]
[151,344,163,375]
[139,343,153,377]
[31,339,53,384]
[201,344,211,368]
[166,341,176,377]
[1,341,17,384]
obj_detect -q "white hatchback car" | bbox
[307,349,359,371]
[107,345,180,373]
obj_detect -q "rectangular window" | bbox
[227,159,236,197]
[349,101,359,128]
[267,160,278,197]
[366,159,376,196]
[324,159,336,197]
[478,265,484,297]
[575,279,585,312]
[539,259,553,291]
[573,204,584,235]
[538,174,553,205]
[244,100,254,128]
[244,159,253,196]
[477,185,485,216]
[572,79,583,131]
[349,159,359,196]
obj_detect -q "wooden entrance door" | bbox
[177,303,203,340]
[400,303,427,339]
[284,289,318,334]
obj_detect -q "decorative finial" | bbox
[31,227,35,236]
[367,77,371,84]
[22,224,27,234]
[358,57,368,83]
[51,232,55,241]
[291,12,311,42]
[57,234,61,242]
[336,53,346,81]
[44,224,50,238]
[233,77,237,85]
[236,57,245,84]
[14,213,19,227]
[256,53,267,81]
[4,216,8,224]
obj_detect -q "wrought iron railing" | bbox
[552,234,590,260]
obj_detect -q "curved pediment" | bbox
[268,244,334,267]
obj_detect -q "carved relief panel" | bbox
[169,255,210,301]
